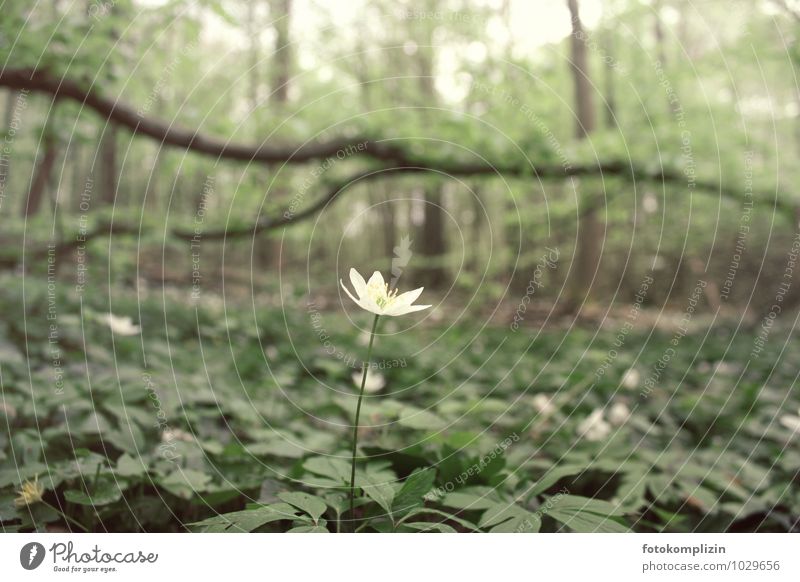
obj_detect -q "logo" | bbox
[20,542,46,570]
[390,235,413,287]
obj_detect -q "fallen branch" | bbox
[0,68,405,164]
[2,67,795,238]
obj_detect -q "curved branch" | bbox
[181,160,796,240]
[3,67,794,239]
[0,68,404,164]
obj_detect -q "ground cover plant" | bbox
[1,275,797,533]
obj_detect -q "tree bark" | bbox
[271,0,292,104]
[416,14,448,288]
[602,25,617,129]
[23,133,59,217]
[1,90,18,197]
[97,124,118,205]
[421,186,447,287]
[566,0,602,311]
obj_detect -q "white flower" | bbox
[621,368,640,390]
[265,345,279,360]
[578,409,612,442]
[533,394,555,415]
[779,408,800,435]
[103,313,141,336]
[162,428,194,443]
[608,402,631,426]
[341,269,431,317]
[0,402,17,421]
[353,369,386,394]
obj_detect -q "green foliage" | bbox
[1,276,797,532]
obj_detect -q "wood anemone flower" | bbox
[340,268,431,317]
[15,475,44,507]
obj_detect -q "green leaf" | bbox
[190,503,300,532]
[360,473,396,516]
[392,468,436,518]
[441,486,501,510]
[159,469,212,499]
[64,477,122,506]
[303,457,351,485]
[0,493,18,521]
[401,521,457,533]
[479,503,540,533]
[547,495,629,532]
[552,495,627,516]
[288,524,329,533]
[549,509,628,533]
[397,407,447,431]
[116,454,147,478]
[526,465,586,498]
[400,507,481,532]
[278,492,327,522]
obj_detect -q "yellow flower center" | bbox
[15,476,44,507]
[368,282,398,309]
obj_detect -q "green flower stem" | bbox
[348,313,380,531]
[43,501,90,532]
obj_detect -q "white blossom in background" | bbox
[265,345,279,360]
[103,313,141,336]
[696,361,712,373]
[162,428,194,443]
[609,402,631,426]
[533,394,556,415]
[0,402,16,421]
[353,369,386,394]
[621,368,640,390]
[779,408,800,435]
[578,409,612,442]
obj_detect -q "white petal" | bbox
[349,268,367,298]
[358,299,384,316]
[392,286,424,307]
[366,270,385,289]
[780,415,800,433]
[385,303,431,316]
[340,279,361,305]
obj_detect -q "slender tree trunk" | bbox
[416,21,448,288]
[98,124,118,205]
[247,1,261,110]
[470,186,484,273]
[23,134,59,217]
[144,145,163,210]
[271,0,292,104]
[566,0,601,311]
[421,186,447,287]
[653,0,667,67]
[602,26,617,129]
[1,90,18,197]
[255,0,293,271]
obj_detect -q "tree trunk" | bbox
[271,0,292,105]
[653,0,667,67]
[602,26,617,129]
[1,90,18,198]
[565,0,601,311]
[416,20,448,288]
[255,0,293,271]
[23,134,59,217]
[420,186,447,287]
[98,124,118,205]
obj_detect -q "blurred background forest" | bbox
[1,0,799,533]
[2,0,799,313]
